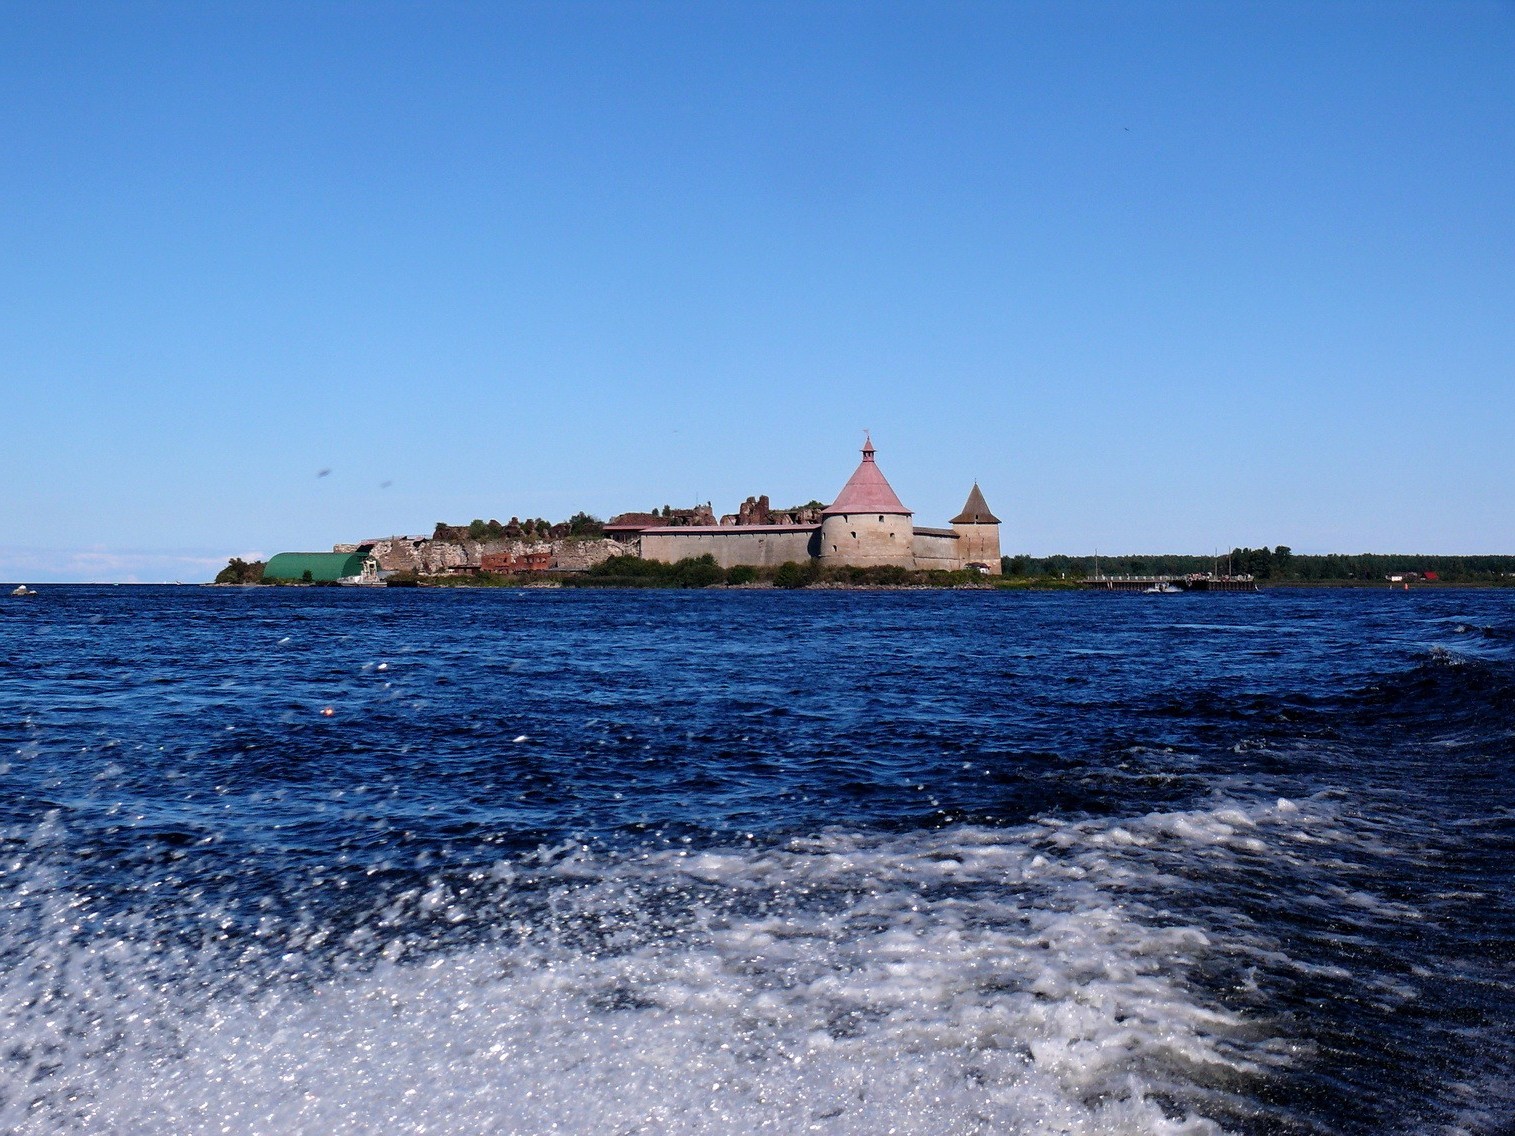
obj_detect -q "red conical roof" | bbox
[822,435,912,516]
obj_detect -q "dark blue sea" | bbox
[2,585,1512,1135]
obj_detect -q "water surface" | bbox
[2,586,1512,1134]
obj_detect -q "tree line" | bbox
[1001,547,1515,582]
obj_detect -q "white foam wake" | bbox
[1,803,1325,1135]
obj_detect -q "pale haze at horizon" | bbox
[2,2,1511,581]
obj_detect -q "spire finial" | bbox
[862,430,875,460]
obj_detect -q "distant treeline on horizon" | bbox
[1007,547,1515,582]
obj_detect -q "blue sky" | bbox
[2,1,1512,580]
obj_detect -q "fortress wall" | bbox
[818,513,916,569]
[364,537,476,574]
[358,536,626,574]
[953,523,1002,573]
[638,528,819,569]
[911,529,962,571]
[549,538,631,572]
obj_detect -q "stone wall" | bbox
[550,538,631,572]
[611,504,716,527]
[351,535,629,575]
[817,513,916,569]
[721,495,824,527]
[911,529,962,571]
[638,527,819,569]
[359,537,474,574]
[953,522,1002,574]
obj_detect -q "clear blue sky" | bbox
[3,1,1511,580]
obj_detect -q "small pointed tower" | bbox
[819,434,916,569]
[951,483,1002,574]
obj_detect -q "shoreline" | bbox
[189,578,1515,591]
[13,578,1514,591]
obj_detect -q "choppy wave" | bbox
[4,587,1515,1134]
[0,799,1351,1135]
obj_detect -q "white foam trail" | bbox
[0,805,1327,1135]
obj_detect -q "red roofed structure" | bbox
[822,434,912,517]
[632,435,1000,574]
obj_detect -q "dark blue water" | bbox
[2,586,1512,1134]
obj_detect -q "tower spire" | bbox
[823,434,910,516]
[951,482,1000,524]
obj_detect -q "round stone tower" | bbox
[819,435,916,569]
[951,482,1002,574]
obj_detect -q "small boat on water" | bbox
[10,585,38,597]
[1142,582,1184,594]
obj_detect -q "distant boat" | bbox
[1143,582,1183,594]
[10,585,38,597]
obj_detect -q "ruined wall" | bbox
[817,513,916,569]
[612,504,716,527]
[353,536,628,574]
[952,522,1002,574]
[910,529,963,571]
[360,537,475,574]
[721,496,825,527]
[550,539,630,572]
[638,527,819,569]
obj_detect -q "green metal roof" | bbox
[263,552,370,582]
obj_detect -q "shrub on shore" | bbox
[773,561,814,589]
[375,553,1004,591]
[564,555,988,590]
[214,557,265,584]
[563,554,729,588]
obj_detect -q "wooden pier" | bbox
[1182,575,1259,592]
[1081,574,1258,593]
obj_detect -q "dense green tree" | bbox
[213,557,264,584]
[672,555,724,587]
[993,550,1515,584]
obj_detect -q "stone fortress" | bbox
[321,436,999,580]
[615,436,1002,574]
